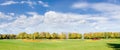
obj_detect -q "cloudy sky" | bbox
[0,0,120,34]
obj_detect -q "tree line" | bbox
[0,32,82,39]
[84,32,120,39]
[0,32,120,39]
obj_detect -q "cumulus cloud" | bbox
[44,11,89,24]
[0,12,14,24]
[72,2,120,30]
[1,1,120,33]
[0,11,85,33]
[0,10,113,33]
[0,12,44,33]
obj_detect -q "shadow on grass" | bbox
[107,43,120,50]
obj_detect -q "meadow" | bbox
[0,39,120,50]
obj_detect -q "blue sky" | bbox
[0,0,120,34]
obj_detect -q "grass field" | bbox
[0,39,120,50]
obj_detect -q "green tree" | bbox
[0,34,2,39]
[9,34,16,39]
[51,33,58,39]
[27,34,33,39]
[77,33,82,39]
[39,32,46,39]
[17,32,28,39]
[33,32,39,39]
[45,32,51,39]
[59,33,66,39]
[71,33,77,39]
[2,34,7,39]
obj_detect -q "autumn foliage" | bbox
[84,32,120,39]
[0,32,120,39]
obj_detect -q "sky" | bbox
[0,0,120,34]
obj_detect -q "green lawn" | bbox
[0,39,120,50]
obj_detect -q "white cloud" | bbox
[38,1,49,7]
[72,2,120,12]
[0,12,13,20]
[0,11,91,33]
[0,1,18,6]
[0,23,10,28]
[92,3,120,12]
[72,2,89,9]
[20,0,37,8]
[72,2,120,29]
[44,11,88,24]
[87,17,109,23]
[0,0,36,8]
[11,13,43,28]
[1,1,120,33]
[27,12,38,15]
[0,0,49,8]
[73,3,120,20]
[1,8,120,33]
[0,12,44,33]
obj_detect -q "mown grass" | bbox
[0,39,120,50]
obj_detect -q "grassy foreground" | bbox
[0,39,120,50]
